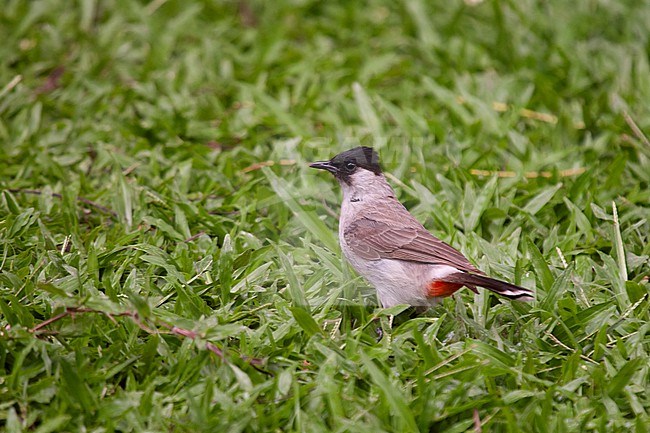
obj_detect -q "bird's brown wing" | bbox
[343,214,481,273]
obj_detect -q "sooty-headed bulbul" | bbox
[310,146,534,307]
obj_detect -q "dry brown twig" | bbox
[470,167,586,179]
[545,331,597,365]
[622,111,650,148]
[29,306,265,366]
[473,408,482,433]
[183,231,206,243]
[242,159,296,173]
[490,101,562,125]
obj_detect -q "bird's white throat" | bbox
[339,168,395,204]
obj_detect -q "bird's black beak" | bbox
[309,161,338,174]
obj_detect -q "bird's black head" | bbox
[309,147,382,184]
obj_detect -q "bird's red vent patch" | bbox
[427,281,462,298]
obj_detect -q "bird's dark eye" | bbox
[345,161,356,171]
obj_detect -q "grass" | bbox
[1,0,649,431]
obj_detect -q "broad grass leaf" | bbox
[404,0,439,46]
[2,294,34,327]
[278,247,307,308]
[526,237,554,292]
[264,167,338,252]
[3,190,20,214]
[597,252,630,310]
[503,389,540,404]
[277,370,292,396]
[309,244,343,280]
[608,358,644,396]
[174,205,191,240]
[60,359,95,412]
[590,203,613,221]
[562,197,592,240]
[522,184,562,216]
[230,262,272,293]
[7,207,37,238]
[33,415,71,433]
[374,304,411,317]
[471,340,515,370]
[422,77,473,125]
[5,407,20,433]
[218,234,234,302]
[359,352,419,433]
[540,266,571,311]
[243,84,307,136]
[141,216,184,241]
[290,307,322,336]
[353,82,384,142]
[611,202,628,282]
[444,419,475,433]
[463,175,497,232]
[118,174,133,229]
[229,363,253,393]
[37,282,69,298]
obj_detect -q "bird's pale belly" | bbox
[340,242,458,307]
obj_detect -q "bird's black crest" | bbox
[331,146,382,175]
[309,147,383,184]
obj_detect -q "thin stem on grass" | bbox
[7,188,118,218]
[623,111,650,148]
[29,306,265,366]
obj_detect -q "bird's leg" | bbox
[375,324,383,342]
[374,314,394,343]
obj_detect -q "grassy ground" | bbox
[1,0,649,431]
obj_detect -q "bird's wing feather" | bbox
[343,208,481,273]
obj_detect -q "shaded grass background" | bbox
[1,0,649,431]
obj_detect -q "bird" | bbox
[309,146,534,308]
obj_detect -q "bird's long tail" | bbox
[441,272,534,301]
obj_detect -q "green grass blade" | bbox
[353,82,384,142]
[2,2,649,431]
[277,247,308,308]
[607,358,644,397]
[359,352,419,433]
[526,237,554,292]
[522,183,562,216]
[463,175,498,231]
[264,167,338,252]
[611,201,628,282]
[290,307,322,336]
